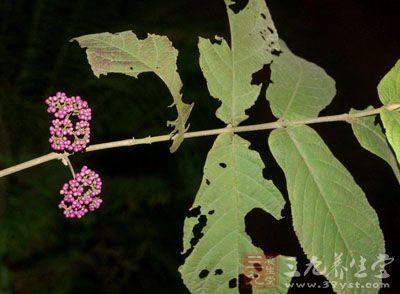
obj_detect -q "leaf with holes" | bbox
[266,41,336,121]
[377,59,400,104]
[198,0,279,126]
[73,31,193,152]
[350,106,400,183]
[180,133,296,293]
[380,108,400,165]
[269,125,385,294]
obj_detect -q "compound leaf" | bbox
[199,0,279,126]
[380,108,400,165]
[266,41,336,121]
[377,59,400,104]
[269,125,385,294]
[180,133,296,293]
[350,107,400,183]
[73,31,193,152]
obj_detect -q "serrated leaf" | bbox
[198,0,279,126]
[72,31,193,152]
[269,126,385,294]
[266,41,336,121]
[180,133,296,293]
[377,59,400,104]
[380,108,400,165]
[350,107,400,183]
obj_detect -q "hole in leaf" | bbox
[239,274,253,292]
[267,26,274,34]
[254,263,262,271]
[129,66,133,70]
[228,0,249,14]
[251,64,271,86]
[190,214,207,248]
[187,206,201,218]
[228,278,237,288]
[205,179,210,185]
[208,210,215,215]
[210,36,222,45]
[259,30,269,41]
[215,269,223,275]
[260,13,266,19]
[219,162,227,168]
[199,269,209,279]
[271,49,281,56]
[239,288,253,294]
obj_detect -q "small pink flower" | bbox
[58,166,103,218]
[45,92,91,153]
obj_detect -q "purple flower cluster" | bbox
[59,166,103,218]
[45,92,91,153]
[45,91,103,218]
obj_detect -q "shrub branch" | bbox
[1,103,399,178]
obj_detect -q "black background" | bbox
[0,0,399,293]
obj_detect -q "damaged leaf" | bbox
[73,31,193,152]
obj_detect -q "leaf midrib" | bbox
[227,9,237,126]
[286,129,355,262]
[231,135,241,288]
[282,58,303,119]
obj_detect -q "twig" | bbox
[1,103,399,178]
[61,154,76,178]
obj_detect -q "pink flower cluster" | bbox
[58,166,103,218]
[45,92,91,153]
[45,92,104,219]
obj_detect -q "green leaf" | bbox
[380,108,400,164]
[269,126,385,293]
[266,41,336,121]
[180,133,296,293]
[72,31,193,152]
[350,107,400,183]
[377,59,400,104]
[198,0,279,126]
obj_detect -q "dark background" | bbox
[0,0,399,293]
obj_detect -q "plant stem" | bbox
[1,103,399,178]
[62,154,76,178]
